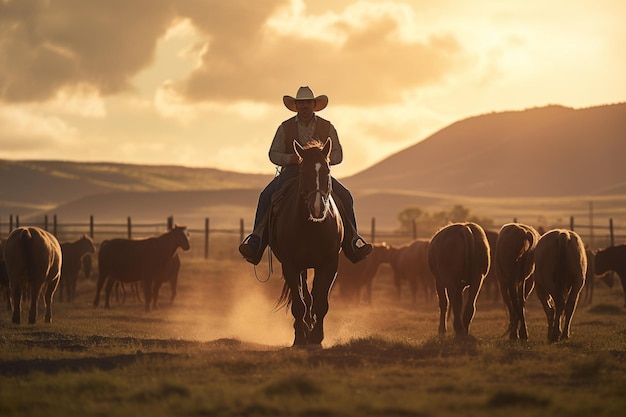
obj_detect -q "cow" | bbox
[336,242,391,305]
[494,223,540,340]
[428,222,491,336]
[389,238,435,304]
[3,226,62,324]
[533,229,587,342]
[93,225,190,311]
[594,244,626,307]
[0,239,10,311]
[58,235,96,302]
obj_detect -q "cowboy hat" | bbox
[283,86,328,112]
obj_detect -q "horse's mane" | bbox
[302,140,325,150]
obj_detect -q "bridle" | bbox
[300,161,332,222]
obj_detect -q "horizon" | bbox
[1,1,625,177]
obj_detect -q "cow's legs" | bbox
[435,282,448,335]
[28,283,40,324]
[448,287,464,336]
[43,278,59,323]
[561,283,583,340]
[11,284,22,324]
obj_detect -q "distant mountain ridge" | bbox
[343,103,626,197]
[2,102,625,229]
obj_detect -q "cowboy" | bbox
[238,86,373,265]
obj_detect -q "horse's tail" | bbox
[274,280,292,310]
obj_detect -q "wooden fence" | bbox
[1,214,625,259]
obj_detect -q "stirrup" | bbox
[344,237,373,263]
[238,235,263,265]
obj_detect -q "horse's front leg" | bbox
[300,271,314,331]
[283,266,307,346]
[308,266,337,345]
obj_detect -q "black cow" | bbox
[594,244,626,307]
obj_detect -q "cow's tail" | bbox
[19,228,36,290]
[556,231,569,296]
[463,225,475,287]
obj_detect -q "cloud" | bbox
[0,0,175,103]
[174,0,467,106]
[0,0,466,109]
[0,106,78,154]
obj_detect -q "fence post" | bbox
[167,215,174,230]
[44,214,49,231]
[570,216,574,231]
[240,218,244,243]
[16,215,19,229]
[205,218,210,259]
[412,219,417,240]
[127,216,132,239]
[53,214,57,236]
[371,217,376,243]
[90,215,94,239]
[610,218,614,247]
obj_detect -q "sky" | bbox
[0,0,624,178]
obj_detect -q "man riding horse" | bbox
[238,86,372,265]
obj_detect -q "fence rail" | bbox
[1,214,625,259]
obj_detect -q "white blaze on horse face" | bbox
[314,162,322,216]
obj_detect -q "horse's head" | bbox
[294,139,332,222]
[170,224,191,251]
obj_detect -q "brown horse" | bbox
[494,223,540,340]
[533,229,587,342]
[59,235,96,302]
[389,238,435,304]
[94,225,190,311]
[3,226,62,324]
[336,242,391,305]
[594,244,626,307]
[428,222,490,336]
[270,139,343,346]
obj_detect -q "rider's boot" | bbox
[342,219,373,264]
[238,217,268,265]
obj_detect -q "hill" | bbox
[2,102,625,231]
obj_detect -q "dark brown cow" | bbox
[428,222,491,336]
[389,238,435,304]
[534,229,587,342]
[594,244,626,307]
[93,225,190,311]
[59,235,96,302]
[336,242,391,305]
[494,223,540,340]
[4,226,62,324]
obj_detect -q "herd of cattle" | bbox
[1,221,625,343]
[0,225,190,324]
[335,222,626,342]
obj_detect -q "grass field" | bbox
[1,252,626,417]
